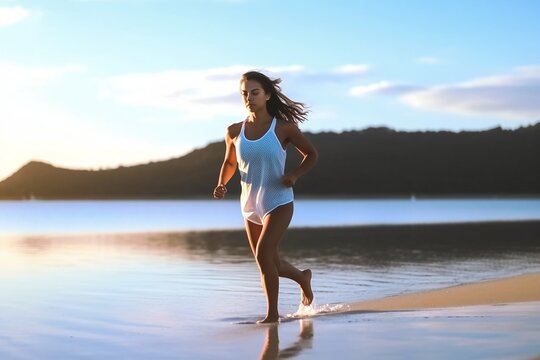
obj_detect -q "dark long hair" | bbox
[241,71,309,125]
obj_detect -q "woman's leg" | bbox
[245,220,263,257]
[264,203,313,306]
[245,209,314,313]
[255,203,294,322]
[275,258,313,306]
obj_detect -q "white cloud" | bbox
[333,64,370,75]
[350,81,395,96]
[0,5,29,27]
[349,66,540,120]
[402,66,540,119]
[350,81,422,97]
[99,66,252,119]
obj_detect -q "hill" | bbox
[0,124,539,199]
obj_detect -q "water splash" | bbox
[284,302,350,319]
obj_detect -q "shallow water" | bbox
[1,223,539,359]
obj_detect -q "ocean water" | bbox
[1,199,540,359]
[1,198,540,235]
[1,223,540,359]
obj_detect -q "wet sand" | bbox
[347,272,540,312]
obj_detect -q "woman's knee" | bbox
[255,247,275,270]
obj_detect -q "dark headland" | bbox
[1,123,539,199]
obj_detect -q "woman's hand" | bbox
[213,184,227,199]
[281,174,297,188]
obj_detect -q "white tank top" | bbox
[235,117,294,225]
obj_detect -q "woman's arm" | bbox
[282,124,318,187]
[213,124,239,199]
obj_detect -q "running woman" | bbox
[213,70,318,323]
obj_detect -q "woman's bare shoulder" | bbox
[276,118,301,135]
[226,121,243,139]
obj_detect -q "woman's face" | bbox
[240,79,269,113]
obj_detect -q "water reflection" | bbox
[4,221,540,268]
[259,320,314,360]
[161,221,540,266]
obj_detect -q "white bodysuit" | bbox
[235,117,294,225]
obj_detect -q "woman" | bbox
[213,70,318,323]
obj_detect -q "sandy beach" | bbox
[348,272,540,312]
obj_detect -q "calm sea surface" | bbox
[1,198,539,235]
[1,198,539,359]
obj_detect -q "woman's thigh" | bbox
[245,220,263,257]
[257,202,294,254]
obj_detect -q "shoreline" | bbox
[346,272,540,313]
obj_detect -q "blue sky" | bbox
[1,0,539,181]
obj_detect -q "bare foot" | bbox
[257,315,280,324]
[300,269,314,306]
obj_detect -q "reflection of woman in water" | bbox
[260,319,314,359]
[213,70,318,323]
